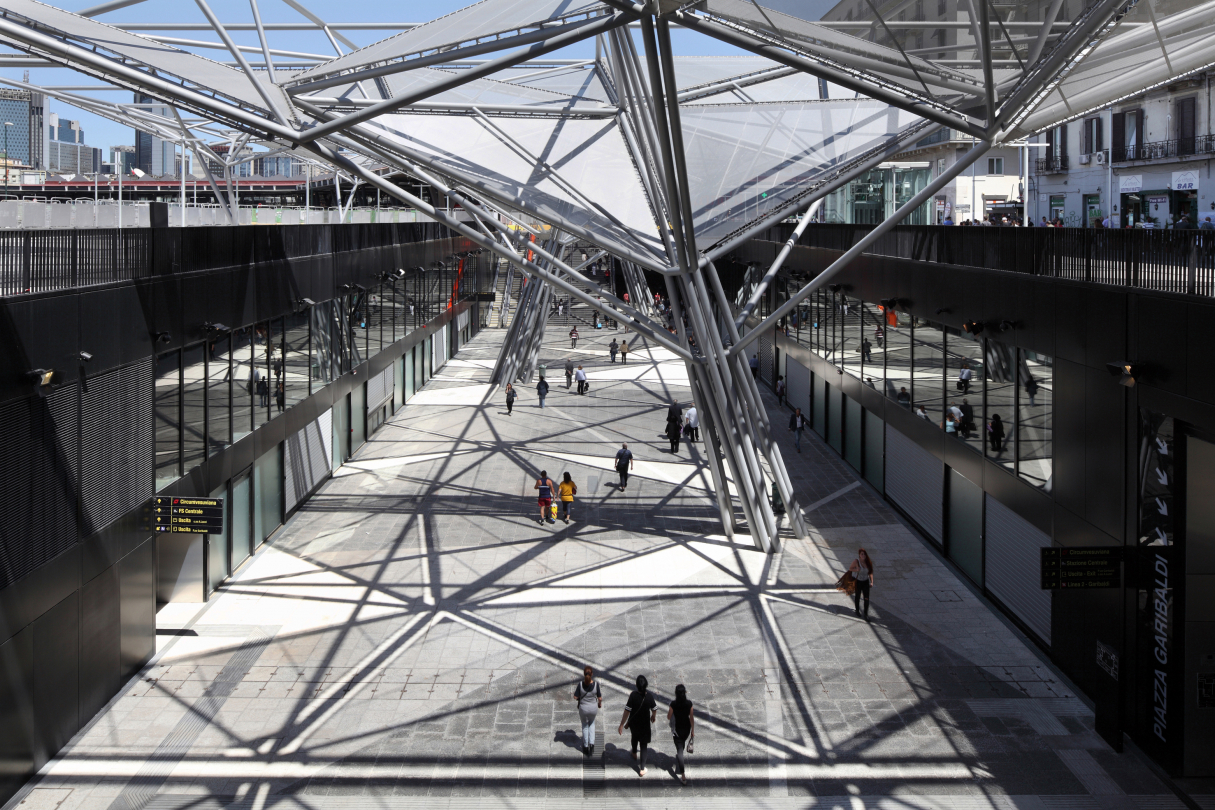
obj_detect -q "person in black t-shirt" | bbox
[668,684,695,784]
[618,674,657,776]
[614,443,634,490]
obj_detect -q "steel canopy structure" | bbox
[0,0,1210,550]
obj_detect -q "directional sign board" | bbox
[153,497,224,534]
[1040,546,1123,589]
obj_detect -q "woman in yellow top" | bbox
[557,471,577,524]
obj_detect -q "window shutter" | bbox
[1059,123,1068,157]
[1134,109,1144,154]
[1095,116,1103,152]
[1111,112,1125,158]
[1179,97,1196,154]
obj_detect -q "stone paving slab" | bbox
[4,326,1189,810]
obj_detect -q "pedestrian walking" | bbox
[775,375,786,408]
[619,675,657,777]
[957,361,973,393]
[575,365,588,395]
[505,383,517,415]
[988,413,1006,453]
[959,398,975,438]
[848,548,874,621]
[534,470,557,524]
[896,387,911,408]
[666,417,681,454]
[558,472,577,523]
[275,381,285,412]
[668,684,695,785]
[565,358,574,388]
[1024,375,1039,407]
[536,376,550,408]
[750,353,759,379]
[620,340,629,363]
[570,326,579,349]
[683,405,699,443]
[609,338,619,363]
[574,665,602,756]
[665,400,681,437]
[257,376,269,407]
[862,337,872,362]
[788,407,805,453]
[615,442,634,490]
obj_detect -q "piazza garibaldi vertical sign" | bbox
[1138,410,1181,771]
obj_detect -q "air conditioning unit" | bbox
[1095,151,1107,165]
[1079,154,1092,165]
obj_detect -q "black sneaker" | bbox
[589,744,595,756]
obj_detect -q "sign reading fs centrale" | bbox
[153,497,225,534]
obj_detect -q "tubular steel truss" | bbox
[0,0,1208,550]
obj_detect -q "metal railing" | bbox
[774,223,1215,297]
[0,221,455,297]
[1111,134,1215,162]
[1035,155,1069,173]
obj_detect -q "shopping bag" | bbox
[550,503,558,520]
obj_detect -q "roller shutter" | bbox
[985,496,1052,645]
[367,365,393,411]
[284,409,333,513]
[433,324,448,371]
[786,358,810,414]
[884,425,943,544]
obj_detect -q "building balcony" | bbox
[1112,134,1215,163]
[1035,155,1068,173]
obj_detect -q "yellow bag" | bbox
[551,503,558,520]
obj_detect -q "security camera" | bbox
[79,351,94,362]
[153,331,172,343]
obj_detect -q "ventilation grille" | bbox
[80,360,154,536]
[0,384,81,589]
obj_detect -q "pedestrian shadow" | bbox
[553,729,583,751]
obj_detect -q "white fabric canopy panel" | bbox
[368,112,665,260]
[289,0,609,83]
[681,100,923,248]
[0,0,289,115]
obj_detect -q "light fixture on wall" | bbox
[152,331,171,344]
[78,351,93,393]
[997,320,1017,332]
[935,307,952,315]
[1106,361,1139,387]
[879,297,908,310]
[27,368,54,396]
[294,297,316,310]
[203,322,231,335]
[962,320,984,335]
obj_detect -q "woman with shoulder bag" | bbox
[668,684,695,785]
[573,665,602,756]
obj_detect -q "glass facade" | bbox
[155,263,479,494]
[778,283,1053,488]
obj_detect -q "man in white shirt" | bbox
[575,365,588,395]
[684,405,699,442]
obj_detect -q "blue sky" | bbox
[0,0,764,154]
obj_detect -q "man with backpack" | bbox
[534,470,557,525]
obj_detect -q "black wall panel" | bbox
[1053,359,1087,517]
[79,566,120,721]
[33,591,79,765]
[118,538,155,680]
[0,627,34,802]
[1136,295,1186,396]
[1084,367,1125,540]
[1187,302,1215,404]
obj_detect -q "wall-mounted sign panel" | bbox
[153,496,224,534]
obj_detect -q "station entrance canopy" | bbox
[0,0,1210,548]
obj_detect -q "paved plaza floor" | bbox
[8,327,1198,810]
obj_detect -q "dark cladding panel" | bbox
[79,566,121,721]
[32,591,79,766]
[1085,366,1125,540]
[81,361,155,537]
[885,424,943,544]
[118,538,155,679]
[1187,302,1215,406]
[1053,359,1087,516]
[1136,296,1186,397]
[0,627,34,802]
[0,385,80,590]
